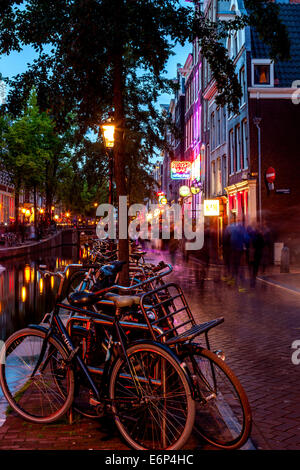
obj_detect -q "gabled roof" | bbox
[251,3,300,87]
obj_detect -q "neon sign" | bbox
[191,155,201,181]
[171,161,192,180]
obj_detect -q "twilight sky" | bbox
[0,1,192,106]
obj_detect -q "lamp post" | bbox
[101,119,115,205]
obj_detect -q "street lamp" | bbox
[101,119,115,205]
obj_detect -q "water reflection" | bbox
[0,246,79,341]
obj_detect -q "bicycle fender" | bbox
[28,324,50,335]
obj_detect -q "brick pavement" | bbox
[155,251,300,450]
[1,250,299,450]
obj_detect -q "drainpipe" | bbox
[253,117,262,225]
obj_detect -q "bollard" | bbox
[280,246,290,273]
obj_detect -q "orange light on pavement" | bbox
[21,286,27,303]
[24,265,31,283]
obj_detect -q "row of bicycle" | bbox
[0,238,252,450]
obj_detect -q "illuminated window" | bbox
[252,60,274,87]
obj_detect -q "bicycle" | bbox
[62,260,252,450]
[0,266,196,450]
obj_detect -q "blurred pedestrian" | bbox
[249,225,265,287]
[168,231,179,267]
[230,223,247,289]
[222,224,232,279]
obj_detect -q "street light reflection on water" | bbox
[0,246,80,341]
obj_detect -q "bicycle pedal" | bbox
[89,397,101,406]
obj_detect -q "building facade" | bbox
[160,0,300,262]
[0,171,14,225]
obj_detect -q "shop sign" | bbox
[204,199,220,216]
[171,161,192,180]
[191,155,201,181]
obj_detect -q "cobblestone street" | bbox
[149,250,300,450]
[0,249,299,450]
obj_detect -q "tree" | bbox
[0,0,290,282]
[0,89,60,229]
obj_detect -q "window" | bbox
[254,65,270,85]
[204,100,208,131]
[210,112,215,150]
[222,155,227,189]
[242,119,248,169]
[216,158,222,195]
[229,129,234,174]
[233,33,238,58]
[239,66,246,105]
[252,60,274,87]
[235,124,241,172]
[211,161,216,196]
[217,108,221,147]
[222,107,226,144]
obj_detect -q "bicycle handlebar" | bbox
[100,262,173,294]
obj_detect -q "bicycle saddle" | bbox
[104,292,140,308]
[130,251,146,260]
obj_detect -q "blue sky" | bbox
[0,43,192,106]
[0,1,193,106]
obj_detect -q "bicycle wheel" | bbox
[109,342,195,450]
[0,328,74,424]
[179,345,252,450]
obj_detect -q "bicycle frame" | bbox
[32,299,168,407]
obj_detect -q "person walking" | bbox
[250,226,265,287]
[230,223,247,290]
[168,231,179,267]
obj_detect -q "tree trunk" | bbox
[14,179,20,227]
[112,46,129,286]
[45,162,52,224]
[33,184,37,240]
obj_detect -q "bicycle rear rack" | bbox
[139,282,224,346]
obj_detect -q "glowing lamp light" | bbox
[21,208,26,214]
[66,212,70,218]
[102,123,115,148]
[146,213,153,221]
[54,215,59,220]
[39,278,44,294]
[179,185,191,198]
[25,209,31,217]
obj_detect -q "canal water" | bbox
[0,245,81,342]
